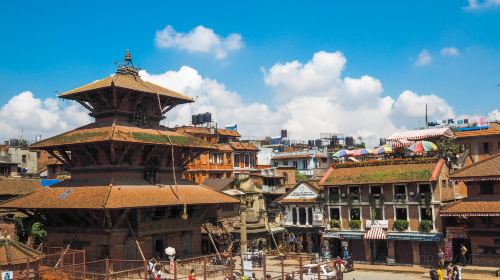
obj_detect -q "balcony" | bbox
[0,155,13,163]
[262,185,287,194]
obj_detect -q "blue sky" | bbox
[0,0,499,143]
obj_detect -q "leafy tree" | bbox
[31,222,47,245]
[436,138,462,160]
[295,170,308,182]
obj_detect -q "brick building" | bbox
[319,158,455,266]
[454,125,500,163]
[441,153,500,266]
[0,52,238,261]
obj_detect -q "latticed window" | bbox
[131,108,149,126]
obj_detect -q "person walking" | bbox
[437,265,444,280]
[188,269,196,280]
[437,249,444,266]
[459,244,468,266]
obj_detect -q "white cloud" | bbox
[0,91,91,141]
[155,25,243,59]
[464,0,500,10]
[390,90,455,127]
[4,51,496,148]
[440,47,460,57]
[140,67,283,137]
[414,49,432,66]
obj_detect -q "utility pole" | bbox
[425,103,428,128]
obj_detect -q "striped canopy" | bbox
[364,227,387,240]
[387,128,453,148]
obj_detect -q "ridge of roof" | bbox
[450,153,500,179]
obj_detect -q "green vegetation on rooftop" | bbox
[131,132,211,147]
[326,169,432,184]
[49,131,107,144]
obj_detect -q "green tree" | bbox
[436,138,462,160]
[31,222,47,245]
[295,170,308,182]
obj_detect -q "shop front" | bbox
[365,221,388,263]
[387,232,442,266]
[330,231,366,261]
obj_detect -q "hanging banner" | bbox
[444,238,453,262]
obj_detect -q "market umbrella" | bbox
[407,141,438,153]
[352,148,372,156]
[373,145,393,155]
[332,149,350,158]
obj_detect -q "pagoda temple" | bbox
[0,52,238,261]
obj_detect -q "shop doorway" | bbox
[452,238,471,265]
[349,240,366,261]
[419,242,438,266]
[370,240,388,263]
[329,239,342,258]
[394,240,413,264]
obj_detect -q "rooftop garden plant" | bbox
[330,219,341,229]
[393,220,409,232]
[419,220,433,233]
[349,219,361,230]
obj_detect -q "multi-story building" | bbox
[271,149,329,177]
[276,180,325,254]
[177,126,259,183]
[0,141,38,176]
[441,153,500,266]
[231,142,259,174]
[454,123,500,163]
[319,158,455,266]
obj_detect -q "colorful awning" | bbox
[386,128,454,142]
[364,227,386,240]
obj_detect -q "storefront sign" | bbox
[287,183,317,199]
[366,220,388,228]
[1,272,13,280]
[446,227,467,239]
[387,233,441,241]
[444,238,453,261]
[340,233,365,239]
[341,241,349,247]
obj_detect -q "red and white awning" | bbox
[364,227,387,240]
[387,128,454,143]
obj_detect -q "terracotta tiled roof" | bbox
[0,237,41,265]
[440,201,500,216]
[455,129,500,139]
[217,129,240,137]
[175,126,241,137]
[215,144,233,152]
[0,178,238,209]
[30,121,216,150]
[59,74,193,103]
[450,153,500,181]
[230,142,259,151]
[320,159,444,186]
[202,177,235,191]
[0,178,42,196]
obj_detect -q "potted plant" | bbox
[349,219,361,230]
[419,220,433,233]
[330,219,341,229]
[393,220,409,231]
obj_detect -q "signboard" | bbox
[341,241,349,247]
[387,233,441,241]
[286,183,317,200]
[446,227,467,239]
[444,238,453,262]
[366,220,388,228]
[1,272,13,280]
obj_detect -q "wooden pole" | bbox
[202,224,220,255]
[263,254,267,280]
[299,256,303,280]
[105,258,110,280]
[174,261,178,280]
[281,255,285,280]
[203,257,207,280]
[127,219,146,261]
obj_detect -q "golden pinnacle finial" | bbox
[116,49,139,76]
[125,50,132,62]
